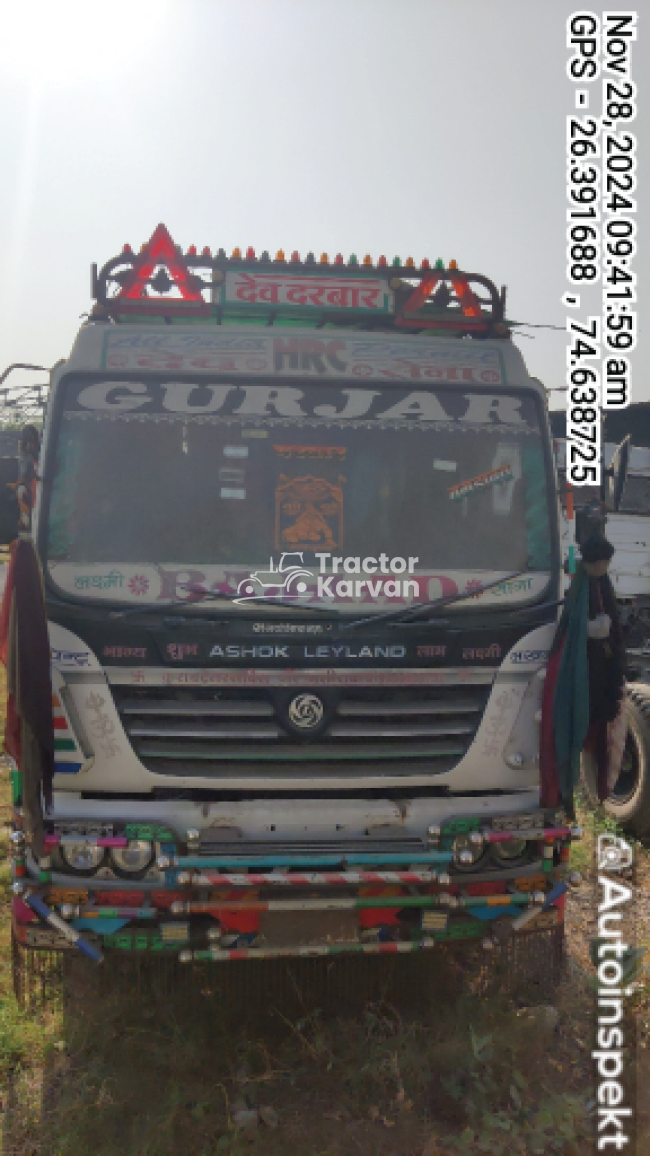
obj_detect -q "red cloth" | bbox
[0,543,20,764]
[0,537,54,808]
[0,540,16,666]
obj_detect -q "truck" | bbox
[554,432,650,834]
[8,224,579,982]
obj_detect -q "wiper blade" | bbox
[109,592,238,620]
[110,588,336,620]
[341,572,527,631]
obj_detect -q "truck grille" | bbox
[112,684,491,785]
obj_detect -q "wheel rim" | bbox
[609,730,640,805]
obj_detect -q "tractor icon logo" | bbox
[235,554,314,603]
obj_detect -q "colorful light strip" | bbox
[484,826,571,843]
[78,907,157,919]
[171,892,535,915]
[179,870,451,888]
[182,939,436,963]
[52,694,83,774]
[44,835,129,848]
[162,851,453,870]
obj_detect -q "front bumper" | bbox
[11,806,582,962]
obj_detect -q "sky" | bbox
[0,0,646,414]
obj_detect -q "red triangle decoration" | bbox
[115,223,208,315]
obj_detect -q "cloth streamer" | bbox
[540,563,590,817]
[0,535,55,856]
[541,544,626,816]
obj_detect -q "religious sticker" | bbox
[275,475,345,550]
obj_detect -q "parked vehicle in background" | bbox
[556,433,650,834]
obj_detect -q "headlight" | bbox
[452,834,487,872]
[490,838,528,866]
[60,843,106,874]
[109,842,154,876]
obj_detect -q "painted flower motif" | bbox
[129,574,150,596]
[465,579,484,598]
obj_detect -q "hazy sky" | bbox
[0,0,645,413]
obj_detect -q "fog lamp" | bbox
[60,843,106,874]
[109,842,154,875]
[453,834,486,871]
[490,838,528,866]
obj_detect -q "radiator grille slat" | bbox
[135,739,466,762]
[127,722,282,740]
[119,699,274,717]
[338,698,482,717]
[111,683,490,785]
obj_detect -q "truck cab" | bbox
[10,226,577,966]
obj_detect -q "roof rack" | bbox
[0,366,50,423]
[92,223,509,338]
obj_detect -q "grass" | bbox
[0,649,647,1153]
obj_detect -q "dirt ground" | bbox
[0,764,647,1154]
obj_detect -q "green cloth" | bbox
[553,564,590,813]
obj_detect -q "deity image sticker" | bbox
[275,475,345,550]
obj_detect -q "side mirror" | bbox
[575,499,606,545]
[604,435,630,513]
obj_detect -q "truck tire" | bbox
[581,682,650,836]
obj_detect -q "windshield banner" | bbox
[102,330,505,384]
[47,561,548,609]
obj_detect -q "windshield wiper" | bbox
[341,571,528,631]
[110,588,336,620]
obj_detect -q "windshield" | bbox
[45,376,554,613]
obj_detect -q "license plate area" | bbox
[259,910,359,948]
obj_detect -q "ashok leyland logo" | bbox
[235,552,420,603]
[287,693,324,730]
